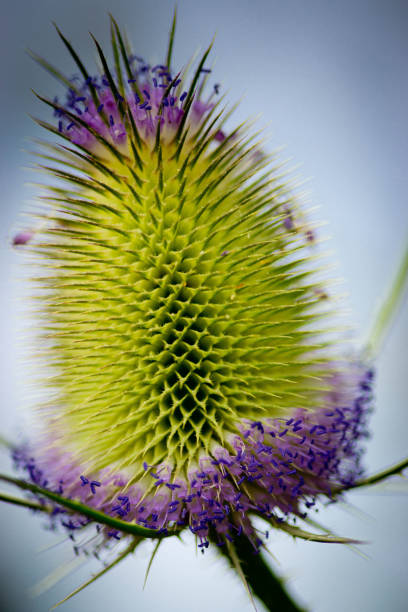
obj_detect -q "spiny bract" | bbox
[13,16,373,555]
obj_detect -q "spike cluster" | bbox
[14,17,374,554]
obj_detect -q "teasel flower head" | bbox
[5,11,408,610]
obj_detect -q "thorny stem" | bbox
[0,490,50,512]
[342,457,408,491]
[0,473,179,540]
[219,532,306,612]
[365,241,408,358]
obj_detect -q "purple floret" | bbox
[54,68,214,149]
[12,231,33,246]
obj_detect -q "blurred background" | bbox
[1,0,407,610]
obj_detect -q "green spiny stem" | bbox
[219,533,306,612]
[341,457,408,491]
[0,473,179,540]
[365,241,408,358]
[0,490,50,512]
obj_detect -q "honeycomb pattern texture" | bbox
[26,21,334,489]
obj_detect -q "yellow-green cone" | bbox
[13,16,373,554]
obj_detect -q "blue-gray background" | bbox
[1,0,407,610]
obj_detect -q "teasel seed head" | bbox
[13,15,374,557]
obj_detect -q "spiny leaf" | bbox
[274,520,364,544]
[301,515,368,558]
[31,555,86,599]
[226,540,257,611]
[0,473,179,539]
[143,539,162,589]
[52,539,139,607]
[342,457,408,492]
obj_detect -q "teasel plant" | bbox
[1,9,408,611]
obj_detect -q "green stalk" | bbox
[0,473,178,540]
[342,457,408,491]
[365,241,408,358]
[219,533,306,612]
[0,490,50,512]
